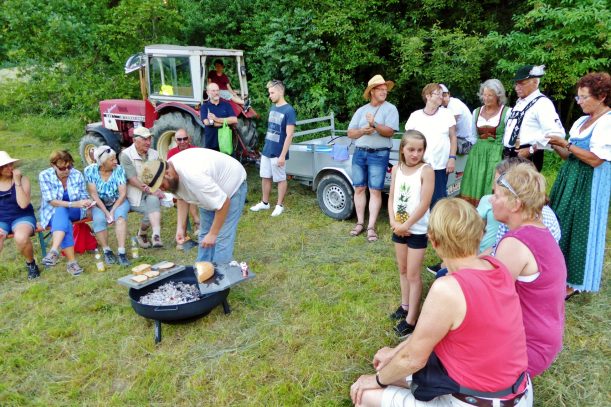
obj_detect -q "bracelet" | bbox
[448,155,457,159]
[68,201,72,208]
[376,372,388,388]
[566,142,573,152]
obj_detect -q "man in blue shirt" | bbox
[250,80,296,217]
[200,83,237,151]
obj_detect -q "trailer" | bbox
[285,113,467,220]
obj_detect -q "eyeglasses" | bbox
[431,91,442,96]
[496,173,519,199]
[175,137,188,142]
[54,164,73,171]
[574,95,592,102]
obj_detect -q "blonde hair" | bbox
[49,150,74,166]
[428,198,484,259]
[501,164,546,221]
[421,83,441,103]
[398,130,427,166]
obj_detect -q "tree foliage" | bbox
[0,0,608,127]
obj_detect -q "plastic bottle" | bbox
[131,237,139,259]
[94,248,105,272]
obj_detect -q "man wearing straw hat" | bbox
[347,75,399,242]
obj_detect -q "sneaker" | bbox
[103,250,117,265]
[394,320,416,338]
[26,262,41,280]
[42,249,60,267]
[389,305,409,320]
[427,262,442,276]
[118,253,131,266]
[152,234,163,248]
[250,202,270,212]
[66,261,83,276]
[271,205,284,217]
[137,233,151,249]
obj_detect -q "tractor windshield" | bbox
[148,56,193,98]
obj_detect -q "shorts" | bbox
[130,194,160,225]
[0,215,36,235]
[220,90,233,100]
[392,233,428,249]
[351,147,390,190]
[260,155,286,182]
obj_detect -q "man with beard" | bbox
[139,149,247,263]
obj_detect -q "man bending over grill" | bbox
[139,149,247,263]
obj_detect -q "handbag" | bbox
[73,222,98,254]
[218,119,233,155]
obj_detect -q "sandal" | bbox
[350,223,364,237]
[367,227,378,242]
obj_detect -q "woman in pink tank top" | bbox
[491,163,566,377]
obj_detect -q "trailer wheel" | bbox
[316,174,354,220]
[152,112,202,159]
[79,132,106,165]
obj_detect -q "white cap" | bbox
[439,84,449,93]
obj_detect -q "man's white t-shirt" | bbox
[447,98,475,144]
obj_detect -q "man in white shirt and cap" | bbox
[440,84,474,154]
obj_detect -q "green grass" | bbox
[0,116,609,406]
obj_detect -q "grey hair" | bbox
[478,79,508,105]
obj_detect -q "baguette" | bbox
[131,274,148,283]
[195,261,214,283]
[132,263,151,275]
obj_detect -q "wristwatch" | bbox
[372,121,377,129]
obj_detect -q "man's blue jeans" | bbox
[196,181,247,263]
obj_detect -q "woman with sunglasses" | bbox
[491,164,566,378]
[84,146,130,266]
[0,151,41,279]
[39,150,92,276]
[546,72,611,298]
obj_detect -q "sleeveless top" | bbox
[435,256,528,393]
[392,163,430,234]
[473,105,510,143]
[0,182,35,223]
[502,225,566,377]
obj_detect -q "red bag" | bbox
[73,222,98,253]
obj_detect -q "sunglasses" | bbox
[175,137,188,142]
[96,148,112,161]
[496,173,519,199]
[54,163,73,171]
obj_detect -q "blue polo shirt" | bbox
[200,100,235,151]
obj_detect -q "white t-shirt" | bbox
[503,90,564,148]
[405,108,456,170]
[569,112,611,161]
[348,101,399,149]
[169,148,247,211]
[446,98,474,144]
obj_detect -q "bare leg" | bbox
[354,186,367,226]
[277,180,288,206]
[115,217,127,249]
[13,224,35,263]
[261,177,272,203]
[50,230,66,252]
[97,229,109,248]
[367,189,382,229]
[148,211,161,232]
[405,247,426,325]
[394,243,410,308]
[0,231,5,254]
[64,246,76,262]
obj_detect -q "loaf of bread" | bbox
[131,274,148,283]
[132,264,151,275]
[195,261,214,283]
[144,270,160,278]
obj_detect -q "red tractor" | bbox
[79,45,259,163]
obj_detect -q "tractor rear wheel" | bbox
[233,117,258,163]
[79,132,105,165]
[152,112,202,159]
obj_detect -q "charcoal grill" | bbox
[129,266,230,343]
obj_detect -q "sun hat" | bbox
[0,151,21,167]
[133,127,153,138]
[513,65,546,81]
[139,159,167,192]
[363,75,395,100]
[93,145,115,165]
[439,84,449,93]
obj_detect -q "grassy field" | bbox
[0,117,609,406]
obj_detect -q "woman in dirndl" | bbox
[547,72,611,297]
[459,79,511,206]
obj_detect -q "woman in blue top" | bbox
[0,151,41,279]
[85,146,130,266]
[39,150,92,276]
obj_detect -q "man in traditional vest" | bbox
[502,65,565,171]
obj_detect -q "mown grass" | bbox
[0,116,609,406]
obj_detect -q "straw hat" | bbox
[139,159,167,192]
[0,151,21,167]
[363,75,395,100]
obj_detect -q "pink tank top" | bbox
[502,225,566,377]
[434,256,528,393]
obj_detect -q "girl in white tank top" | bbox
[388,130,435,337]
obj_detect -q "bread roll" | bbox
[132,264,151,275]
[195,261,214,283]
[131,274,148,283]
[144,270,160,278]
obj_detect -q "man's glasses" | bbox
[496,173,519,199]
[175,137,188,142]
[54,164,73,171]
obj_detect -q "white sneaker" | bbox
[250,202,270,212]
[271,205,284,217]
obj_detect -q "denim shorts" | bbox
[391,233,428,249]
[351,147,390,190]
[0,215,36,235]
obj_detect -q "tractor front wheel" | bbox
[79,132,105,165]
[152,112,202,159]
